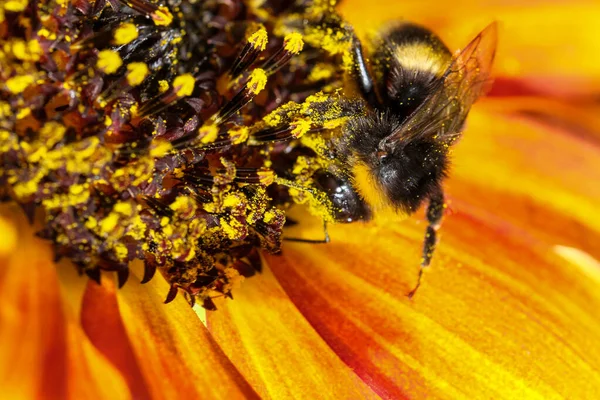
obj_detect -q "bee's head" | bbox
[346,112,448,213]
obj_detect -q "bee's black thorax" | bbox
[372,23,452,120]
[344,112,449,213]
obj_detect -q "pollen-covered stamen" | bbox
[229,27,268,79]
[250,118,317,143]
[183,167,273,186]
[260,32,304,75]
[119,0,173,26]
[182,170,216,186]
[2,0,351,308]
[233,168,274,185]
[217,68,268,124]
[137,73,196,117]
[113,22,139,46]
[172,68,268,150]
[96,61,150,106]
[144,196,174,218]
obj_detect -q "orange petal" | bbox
[339,1,600,96]
[449,97,600,257]
[206,261,379,399]
[96,262,260,399]
[266,208,600,398]
[81,279,153,399]
[0,205,130,399]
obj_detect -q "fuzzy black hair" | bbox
[344,110,449,213]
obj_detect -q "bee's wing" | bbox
[387,22,498,146]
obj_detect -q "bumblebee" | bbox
[280,21,498,296]
[330,21,498,296]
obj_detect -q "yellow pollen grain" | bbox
[37,28,51,39]
[173,73,195,97]
[284,32,304,54]
[69,184,86,195]
[129,215,146,240]
[126,62,149,86]
[85,217,97,230]
[223,193,242,208]
[113,23,138,45]
[228,126,249,145]
[308,63,333,81]
[114,201,133,216]
[12,39,42,61]
[6,75,35,94]
[39,121,66,148]
[114,242,128,260]
[0,216,18,256]
[4,0,27,12]
[248,68,267,94]
[97,49,122,74]
[99,213,119,234]
[0,103,10,119]
[162,223,173,236]
[150,140,172,158]
[220,217,245,240]
[16,107,31,119]
[263,209,278,224]
[152,6,173,26]
[199,123,219,144]
[291,118,311,138]
[170,195,194,212]
[13,179,39,199]
[257,169,274,185]
[158,80,169,93]
[248,28,268,51]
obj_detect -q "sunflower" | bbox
[1,0,600,399]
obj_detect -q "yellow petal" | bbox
[0,205,130,399]
[340,0,600,95]
[450,98,600,251]
[267,211,600,398]
[109,262,259,399]
[206,262,379,399]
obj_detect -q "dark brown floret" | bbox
[1,0,356,307]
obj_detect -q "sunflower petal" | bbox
[340,1,600,96]
[267,210,600,399]
[206,262,379,400]
[0,205,131,400]
[90,262,260,399]
[449,98,600,256]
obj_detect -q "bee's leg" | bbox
[408,187,445,299]
[351,35,381,108]
[284,220,330,244]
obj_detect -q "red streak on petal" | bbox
[262,252,418,400]
[116,263,260,400]
[81,279,152,399]
[266,205,600,398]
[206,261,379,400]
[0,206,130,399]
